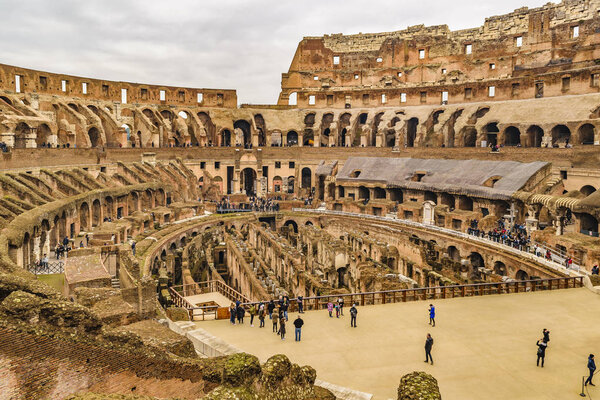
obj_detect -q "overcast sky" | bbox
[0,0,549,104]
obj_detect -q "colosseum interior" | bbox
[4,1,600,399]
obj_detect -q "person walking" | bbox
[429,304,436,327]
[279,315,286,340]
[586,354,596,386]
[424,333,434,365]
[327,301,334,317]
[282,298,289,322]
[335,302,340,318]
[297,295,304,313]
[337,296,344,316]
[131,240,136,256]
[229,303,236,325]
[259,306,265,328]
[350,303,358,328]
[272,309,279,333]
[267,300,275,319]
[536,338,548,367]
[294,315,304,341]
[249,304,256,327]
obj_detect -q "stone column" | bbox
[25,130,37,148]
[346,133,352,147]
[33,235,41,263]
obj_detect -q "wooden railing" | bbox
[169,276,583,321]
[168,280,251,321]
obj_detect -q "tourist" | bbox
[258,305,265,328]
[543,329,550,343]
[229,303,236,325]
[586,354,596,386]
[236,305,245,324]
[429,304,436,327]
[267,299,275,319]
[350,303,358,328]
[335,302,340,318]
[272,309,279,333]
[297,295,304,313]
[592,265,599,275]
[279,314,286,340]
[85,233,89,246]
[131,240,136,256]
[327,301,334,317]
[536,338,548,367]
[293,315,304,341]
[282,298,289,321]
[249,304,257,327]
[337,296,344,316]
[41,254,49,270]
[424,333,434,365]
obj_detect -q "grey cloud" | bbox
[0,0,548,104]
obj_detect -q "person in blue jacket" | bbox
[586,354,596,386]
[429,304,436,327]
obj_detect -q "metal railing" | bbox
[294,209,584,276]
[27,261,64,275]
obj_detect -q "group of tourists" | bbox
[468,219,531,251]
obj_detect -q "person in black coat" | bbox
[236,305,245,324]
[536,339,547,367]
[424,333,434,365]
[586,354,596,386]
[542,329,550,343]
[350,304,358,327]
[267,300,275,319]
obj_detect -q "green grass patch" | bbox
[37,273,64,293]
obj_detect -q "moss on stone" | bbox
[222,353,262,386]
[397,371,441,400]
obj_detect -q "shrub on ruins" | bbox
[166,306,190,321]
[397,371,441,400]
[222,353,262,386]
[0,272,59,301]
[0,290,102,333]
[101,329,145,349]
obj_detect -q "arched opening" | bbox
[515,270,529,280]
[337,267,347,288]
[303,130,314,146]
[283,220,298,233]
[92,199,101,227]
[327,183,336,199]
[273,175,283,193]
[484,123,499,146]
[287,176,295,194]
[234,120,252,147]
[458,196,473,211]
[80,202,90,231]
[581,185,597,197]
[241,168,257,196]
[14,122,31,149]
[88,127,101,148]
[462,127,477,147]
[526,125,544,147]
[373,187,386,199]
[221,129,231,146]
[424,191,437,204]
[493,261,507,276]
[358,186,370,200]
[407,118,418,147]
[578,124,595,145]
[301,168,312,189]
[288,92,297,106]
[440,193,455,209]
[36,124,53,147]
[287,131,298,146]
[469,252,485,269]
[580,213,599,235]
[551,125,571,146]
[389,188,403,202]
[447,246,460,261]
[503,126,521,146]
[270,131,282,147]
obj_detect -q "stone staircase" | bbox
[111,276,121,289]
